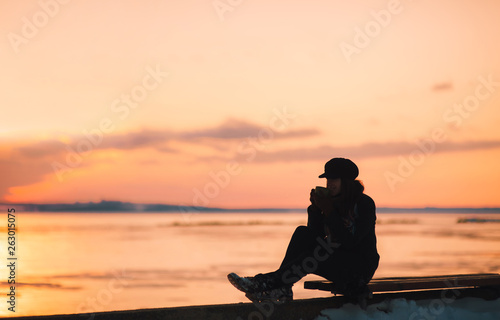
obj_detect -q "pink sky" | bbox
[1,0,500,208]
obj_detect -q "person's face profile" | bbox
[326,178,342,196]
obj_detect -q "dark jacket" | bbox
[307,193,379,284]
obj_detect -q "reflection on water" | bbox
[1,212,499,317]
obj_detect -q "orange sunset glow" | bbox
[1,0,500,209]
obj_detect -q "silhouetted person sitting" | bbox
[228,157,379,304]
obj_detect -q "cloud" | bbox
[236,139,500,163]
[100,129,175,150]
[178,118,319,140]
[11,130,175,159]
[16,140,66,158]
[181,119,266,140]
[4,114,500,203]
[0,119,320,200]
[432,82,453,92]
[12,119,320,159]
[0,159,55,202]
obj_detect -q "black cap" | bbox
[318,158,359,180]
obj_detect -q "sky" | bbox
[1,0,500,208]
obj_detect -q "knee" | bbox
[294,225,310,235]
[292,225,316,240]
[295,225,308,232]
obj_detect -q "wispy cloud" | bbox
[431,82,453,92]
[177,118,319,141]
[236,139,500,163]
[0,159,55,202]
[17,140,66,158]
[12,119,320,159]
[3,115,500,202]
[100,129,175,150]
[0,119,320,200]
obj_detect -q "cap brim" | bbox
[318,173,326,178]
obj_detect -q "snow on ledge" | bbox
[315,297,500,320]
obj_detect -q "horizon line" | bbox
[1,200,500,212]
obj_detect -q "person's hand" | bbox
[311,189,334,216]
[309,189,318,207]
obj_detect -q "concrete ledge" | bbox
[6,287,500,320]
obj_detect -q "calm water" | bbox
[1,212,500,317]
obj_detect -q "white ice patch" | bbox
[315,297,500,320]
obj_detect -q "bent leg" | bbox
[262,226,337,288]
[279,226,320,270]
[314,252,379,297]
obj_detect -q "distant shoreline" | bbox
[1,201,500,213]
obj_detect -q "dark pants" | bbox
[266,226,378,295]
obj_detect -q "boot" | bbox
[227,272,278,293]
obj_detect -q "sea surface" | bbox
[1,211,500,317]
